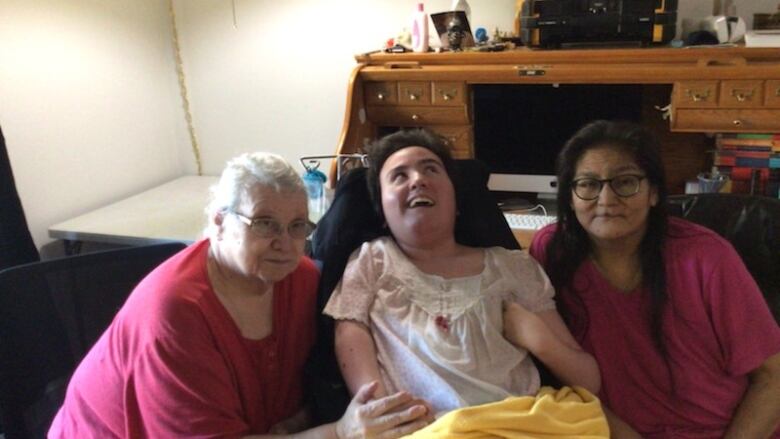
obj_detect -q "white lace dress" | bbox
[323,237,556,415]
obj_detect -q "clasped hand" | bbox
[336,382,431,439]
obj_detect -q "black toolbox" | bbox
[516,0,678,48]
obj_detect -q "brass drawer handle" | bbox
[411,114,420,121]
[409,93,419,101]
[377,92,386,100]
[730,89,754,102]
[441,91,456,101]
[733,119,743,127]
[686,89,710,102]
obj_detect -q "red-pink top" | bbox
[530,217,780,439]
[48,239,319,438]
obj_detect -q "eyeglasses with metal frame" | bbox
[571,174,647,201]
[231,212,316,239]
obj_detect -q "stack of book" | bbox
[745,30,780,48]
[713,133,780,196]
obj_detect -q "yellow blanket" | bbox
[404,386,609,439]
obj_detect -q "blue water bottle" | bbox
[303,168,327,222]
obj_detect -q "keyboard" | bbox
[503,213,557,231]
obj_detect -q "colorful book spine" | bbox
[735,157,770,168]
[714,133,780,195]
[718,139,774,148]
[730,167,770,181]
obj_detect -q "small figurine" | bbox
[475,27,488,44]
[492,26,503,43]
[447,16,465,51]
[396,28,412,49]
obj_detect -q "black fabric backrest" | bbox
[311,159,518,310]
[306,159,518,423]
[0,242,186,439]
[668,193,780,324]
[0,124,39,270]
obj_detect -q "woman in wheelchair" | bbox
[530,120,780,438]
[49,152,428,438]
[324,129,603,434]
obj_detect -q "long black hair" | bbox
[545,120,669,354]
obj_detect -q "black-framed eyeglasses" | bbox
[231,212,316,239]
[571,174,647,201]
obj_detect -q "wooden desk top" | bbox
[356,45,780,66]
[49,176,218,246]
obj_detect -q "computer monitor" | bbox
[473,84,644,199]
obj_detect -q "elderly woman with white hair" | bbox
[49,152,430,439]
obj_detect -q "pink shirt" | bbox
[530,217,780,439]
[48,239,319,438]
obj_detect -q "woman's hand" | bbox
[503,301,550,352]
[395,396,436,425]
[336,381,430,439]
[268,407,310,434]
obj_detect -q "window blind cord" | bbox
[168,0,203,176]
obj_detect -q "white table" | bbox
[49,176,218,252]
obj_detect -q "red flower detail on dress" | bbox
[434,315,450,332]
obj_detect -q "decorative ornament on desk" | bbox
[396,28,412,49]
[475,27,488,44]
[431,10,474,50]
[753,3,780,30]
[447,16,465,51]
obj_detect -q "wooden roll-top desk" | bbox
[333,46,780,194]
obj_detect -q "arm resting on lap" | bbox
[724,352,780,439]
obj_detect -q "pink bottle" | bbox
[411,3,429,53]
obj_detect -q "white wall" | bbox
[171,0,516,176]
[0,0,188,250]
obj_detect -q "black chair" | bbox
[0,124,39,270]
[668,193,780,323]
[306,160,522,424]
[0,242,186,439]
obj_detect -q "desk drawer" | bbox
[367,106,470,126]
[672,109,780,132]
[432,82,467,106]
[720,80,763,108]
[399,81,431,105]
[674,81,719,108]
[365,82,398,105]
[765,80,780,107]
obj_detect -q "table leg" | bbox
[63,240,83,255]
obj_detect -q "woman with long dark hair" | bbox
[530,120,780,438]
